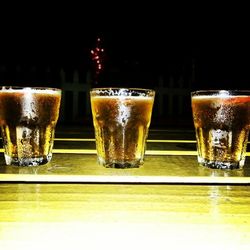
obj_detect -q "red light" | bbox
[90,37,105,83]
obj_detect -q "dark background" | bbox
[1,25,249,86]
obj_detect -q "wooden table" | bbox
[0,129,250,249]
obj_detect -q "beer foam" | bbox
[193,95,250,110]
[92,88,154,97]
[91,95,154,100]
[192,95,250,99]
[0,87,61,95]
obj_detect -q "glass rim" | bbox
[90,87,155,97]
[191,89,250,96]
[91,87,155,92]
[0,86,61,93]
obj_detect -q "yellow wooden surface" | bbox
[1,183,250,249]
[0,137,250,183]
[1,136,250,249]
[1,153,250,184]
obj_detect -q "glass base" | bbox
[98,157,142,169]
[4,154,52,166]
[198,156,244,170]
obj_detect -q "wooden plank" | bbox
[0,148,198,155]
[1,148,248,156]
[1,174,250,184]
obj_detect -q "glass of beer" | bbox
[0,86,61,166]
[191,90,250,170]
[90,88,155,168]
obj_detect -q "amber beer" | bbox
[90,88,155,168]
[0,87,61,166]
[192,90,250,169]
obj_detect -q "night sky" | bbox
[0,11,250,90]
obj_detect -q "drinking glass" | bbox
[0,86,61,166]
[90,88,155,168]
[191,90,250,170]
